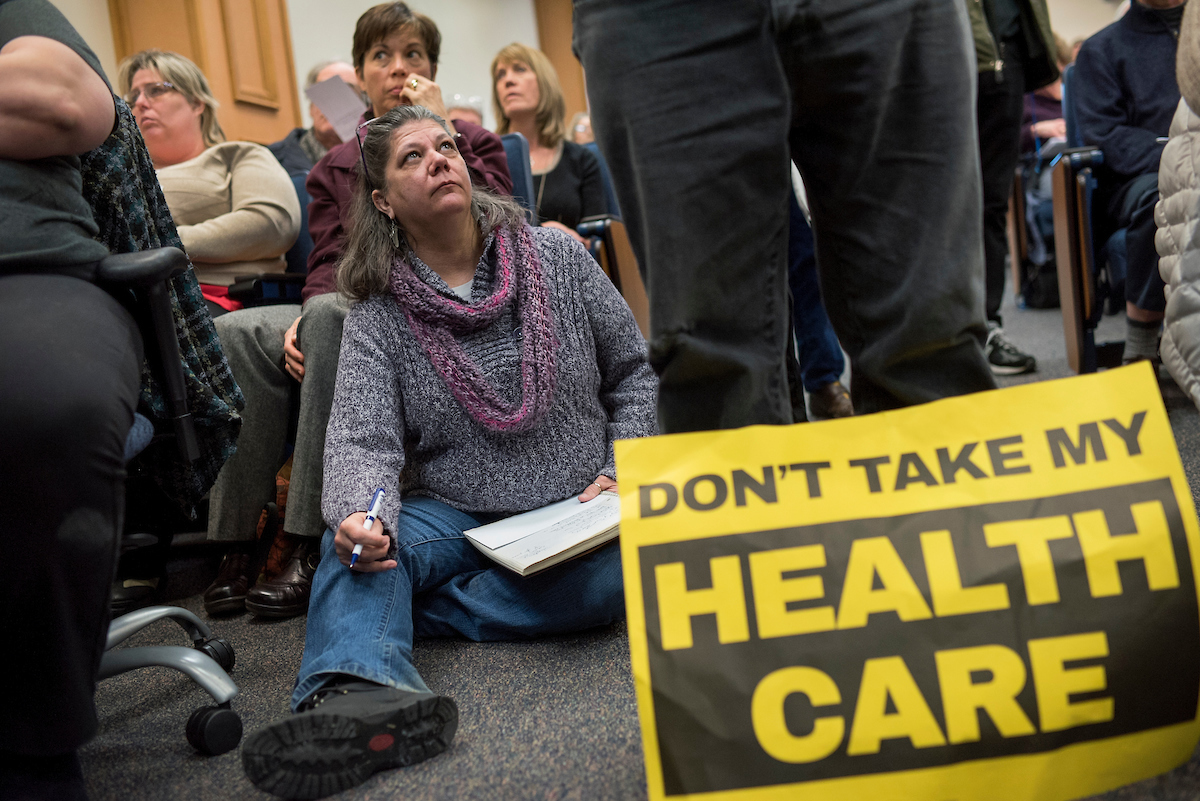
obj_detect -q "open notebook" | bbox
[463,491,620,576]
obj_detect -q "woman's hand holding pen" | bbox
[578,474,617,502]
[335,512,396,572]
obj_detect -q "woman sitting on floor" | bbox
[118,50,299,316]
[240,104,657,800]
[492,43,607,241]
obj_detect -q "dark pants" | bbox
[0,274,142,754]
[788,194,845,392]
[977,46,1026,324]
[574,0,995,431]
[1109,172,1165,313]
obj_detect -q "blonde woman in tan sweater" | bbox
[118,50,299,315]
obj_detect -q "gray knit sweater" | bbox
[322,226,658,534]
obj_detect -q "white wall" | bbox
[285,0,539,130]
[49,0,118,83]
[1046,0,1125,45]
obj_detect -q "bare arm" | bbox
[0,36,114,160]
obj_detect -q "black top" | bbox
[986,0,1022,43]
[533,140,607,230]
[1074,0,1180,179]
[0,0,113,275]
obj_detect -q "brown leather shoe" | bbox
[808,381,854,420]
[245,539,319,619]
[203,551,256,615]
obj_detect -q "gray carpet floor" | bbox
[80,288,1200,801]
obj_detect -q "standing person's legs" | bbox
[0,275,142,798]
[246,293,349,618]
[787,192,851,418]
[575,0,795,433]
[204,304,301,614]
[780,0,997,411]
[977,49,1025,326]
[976,43,1037,374]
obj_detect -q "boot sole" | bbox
[242,694,457,799]
[989,362,1036,375]
[245,598,308,618]
[203,594,246,616]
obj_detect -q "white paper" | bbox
[464,492,619,550]
[304,75,368,145]
[498,501,619,566]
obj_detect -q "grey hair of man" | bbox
[337,104,526,301]
[305,59,350,88]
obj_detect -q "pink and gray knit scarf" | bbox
[388,224,558,432]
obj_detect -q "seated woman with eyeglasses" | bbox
[240,104,657,799]
[492,44,608,242]
[117,50,300,316]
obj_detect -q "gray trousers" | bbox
[208,293,348,541]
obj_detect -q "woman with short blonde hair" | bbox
[116,49,225,147]
[491,43,606,240]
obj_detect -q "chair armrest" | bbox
[96,247,188,289]
[98,246,199,463]
[227,272,306,306]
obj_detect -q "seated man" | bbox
[269,59,360,176]
[1074,0,1184,364]
[200,0,512,619]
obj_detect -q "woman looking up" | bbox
[240,104,656,799]
[118,50,299,316]
[492,43,607,241]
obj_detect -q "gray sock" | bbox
[1125,318,1161,361]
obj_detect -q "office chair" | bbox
[1050,63,1125,372]
[583,141,621,221]
[501,132,539,224]
[95,246,242,756]
[578,216,649,338]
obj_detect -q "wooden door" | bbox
[108,0,300,144]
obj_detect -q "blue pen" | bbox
[350,488,385,568]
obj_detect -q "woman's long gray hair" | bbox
[336,105,526,301]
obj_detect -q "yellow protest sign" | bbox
[614,363,1200,801]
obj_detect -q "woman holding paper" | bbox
[241,104,657,799]
[118,50,300,316]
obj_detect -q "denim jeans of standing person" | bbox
[573,0,996,432]
[292,497,625,709]
[788,192,844,392]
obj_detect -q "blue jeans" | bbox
[788,193,845,392]
[292,496,626,710]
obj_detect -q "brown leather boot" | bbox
[202,551,256,615]
[245,539,319,619]
[808,380,854,420]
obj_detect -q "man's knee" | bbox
[214,305,300,367]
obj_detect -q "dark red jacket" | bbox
[302,118,512,302]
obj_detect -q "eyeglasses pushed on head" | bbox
[355,116,381,181]
[124,81,177,106]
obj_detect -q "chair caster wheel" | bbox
[196,636,235,673]
[186,704,242,755]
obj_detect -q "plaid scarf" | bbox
[80,98,244,515]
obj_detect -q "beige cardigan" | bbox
[156,141,301,286]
